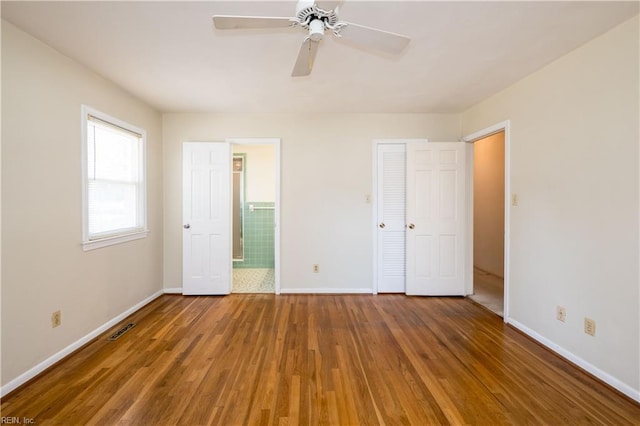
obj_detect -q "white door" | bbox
[406,142,466,296]
[376,144,406,293]
[183,142,231,295]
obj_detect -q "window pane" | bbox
[88,124,96,180]
[88,180,139,236]
[89,121,140,183]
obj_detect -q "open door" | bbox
[182,142,231,295]
[406,142,466,296]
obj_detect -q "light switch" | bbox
[511,193,519,207]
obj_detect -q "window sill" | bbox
[82,230,149,251]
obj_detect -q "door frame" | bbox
[462,121,511,321]
[372,139,427,295]
[227,138,281,295]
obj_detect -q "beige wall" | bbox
[473,132,505,277]
[1,21,163,386]
[462,16,639,396]
[163,113,461,291]
[233,144,276,202]
[0,19,4,381]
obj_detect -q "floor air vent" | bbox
[108,323,136,341]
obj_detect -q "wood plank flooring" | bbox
[2,294,639,425]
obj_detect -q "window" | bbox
[81,105,147,250]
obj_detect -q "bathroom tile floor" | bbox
[232,268,275,293]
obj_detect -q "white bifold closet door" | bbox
[376,144,407,293]
[377,142,466,296]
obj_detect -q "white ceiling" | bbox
[2,1,638,114]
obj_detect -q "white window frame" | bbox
[81,105,148,251]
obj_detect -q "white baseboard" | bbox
[507,317,640,403]
[280,288,373,294]
[165,287,375,295]
[0,290,164,398]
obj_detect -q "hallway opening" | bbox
[468,131,505,316]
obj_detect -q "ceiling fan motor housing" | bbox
[295,0,316,16]
[295,0,339,32]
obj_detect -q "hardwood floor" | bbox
[2,294,639,425]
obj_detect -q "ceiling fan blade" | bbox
[292,38,320,77]
[213,15,294,30]
[337,22,410,54]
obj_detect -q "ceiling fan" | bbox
[212,0,411,77]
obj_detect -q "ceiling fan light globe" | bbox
[309,19,325,41]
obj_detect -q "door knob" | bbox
[379,222,386,229]
[408,223,415,229]
[183,224,191,229]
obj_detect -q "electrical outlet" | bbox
[313,264,320,273]
[51,310,61,328]
[556,306,566,322]
[584,317,596,336]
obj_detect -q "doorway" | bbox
[468,131,505,315]
[463,122,510,319]
[231,142,278,294]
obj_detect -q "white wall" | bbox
[473,132,505,277]
[233,144,275,202]
[1,21,164,388]
[462,16,639,399]
[163,113,461,291]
